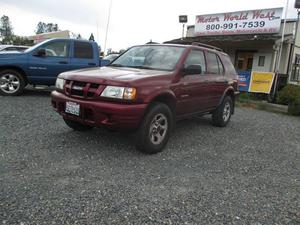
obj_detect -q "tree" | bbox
[35,22,59,34]
[0,15,14,44]
[12,36,33,46]
[89,33,95,41]
[35,22,46,34]
[76,33,82,39]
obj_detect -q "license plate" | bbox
[65,101,80,116]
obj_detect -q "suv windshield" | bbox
[109,45,185,71]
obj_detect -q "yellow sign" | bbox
[249,71,275,94]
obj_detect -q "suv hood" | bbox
[59,66,172,85]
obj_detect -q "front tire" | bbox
[212,96,233,127]
[0,69,26,96]
[63,118,93,131]
[135,103,173,154]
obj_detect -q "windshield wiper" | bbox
[128,66,155,70]
[109,64,126,67]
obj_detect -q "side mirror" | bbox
[33,48,46,57]
[183,64,203,75]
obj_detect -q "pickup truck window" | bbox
[184,50,206,74]
[74,42,93,59]
[110,46,184,71]
[42,41,69,57]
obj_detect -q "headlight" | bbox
[101,86,136,100]
[55,78,65,90]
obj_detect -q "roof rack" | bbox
[191,42,223,52]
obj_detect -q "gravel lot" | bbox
[0,89,299,225]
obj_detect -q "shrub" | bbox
[277,84,300,116]
[277,84,300,105]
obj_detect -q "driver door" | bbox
[28,40,70,85]
[176,49,212,115]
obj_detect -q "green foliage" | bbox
[12,36,33,46]
[89,33,95,41]
[277,84,300,105]
[238,92,267,102]
[35,21,59,34]
[0,15,14,44]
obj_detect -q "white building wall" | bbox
[252,52,273,72]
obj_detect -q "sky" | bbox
[0,0,298,52]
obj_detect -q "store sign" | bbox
[249,71,275,94]
[179,15,188,23]
[238,71,275,93]
[195,8,283,36]
[238,71,251,92]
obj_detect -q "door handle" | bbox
[59,61,68,64]
[88,63,96,66]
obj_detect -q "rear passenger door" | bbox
[205,51,227,108]
[69,41,98,70]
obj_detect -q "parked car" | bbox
[51,43,239,154]
[0,45,29,52]
[103,53,120,62]
[0,38,109,96]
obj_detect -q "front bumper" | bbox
[51,91,147,130]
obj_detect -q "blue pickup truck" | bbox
[0,38,109,96]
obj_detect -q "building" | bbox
[166,8,300,87]
[28,30,71,44]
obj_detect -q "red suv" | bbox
[51,43,239,154]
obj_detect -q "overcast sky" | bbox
[0,0,298,51]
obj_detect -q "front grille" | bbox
[64,80,102,99]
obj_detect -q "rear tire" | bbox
[212,96,233,127]
[135,103,173,154]
[0,69,26,96]
[63,118,93,131]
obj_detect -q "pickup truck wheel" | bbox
[212,96,233,127]
[0,70,25,96]
[63,118,93,131]
[136,103,173,154]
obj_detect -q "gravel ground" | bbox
[0,89,300,225]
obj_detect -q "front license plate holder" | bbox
[65,101,80,116]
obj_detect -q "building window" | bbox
[291,65,300,81]
[291,55,300,82]
[258,56,265,67]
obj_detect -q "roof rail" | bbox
[191,42,223,52]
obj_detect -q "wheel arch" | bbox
[0,65,28,84]
[147,91,177,115]
[218,87,235,113]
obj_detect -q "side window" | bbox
[206,52,222,74]
[184,49,206,74]
[217,55,224,74]
[42,41,69,57]
[74,42,93,59]
[222,55,237,75]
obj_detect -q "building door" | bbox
[236,52,254,71]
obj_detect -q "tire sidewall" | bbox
[0,69,25,96]
[219,96,233,126]
[212,96,233,127]
[136,103,173,154]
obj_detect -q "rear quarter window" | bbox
[206,52,223,75]
[222,55,237,75]
[74,42,93,59]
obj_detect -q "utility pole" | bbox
[272,0,289,99]
[104,0,113,55]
